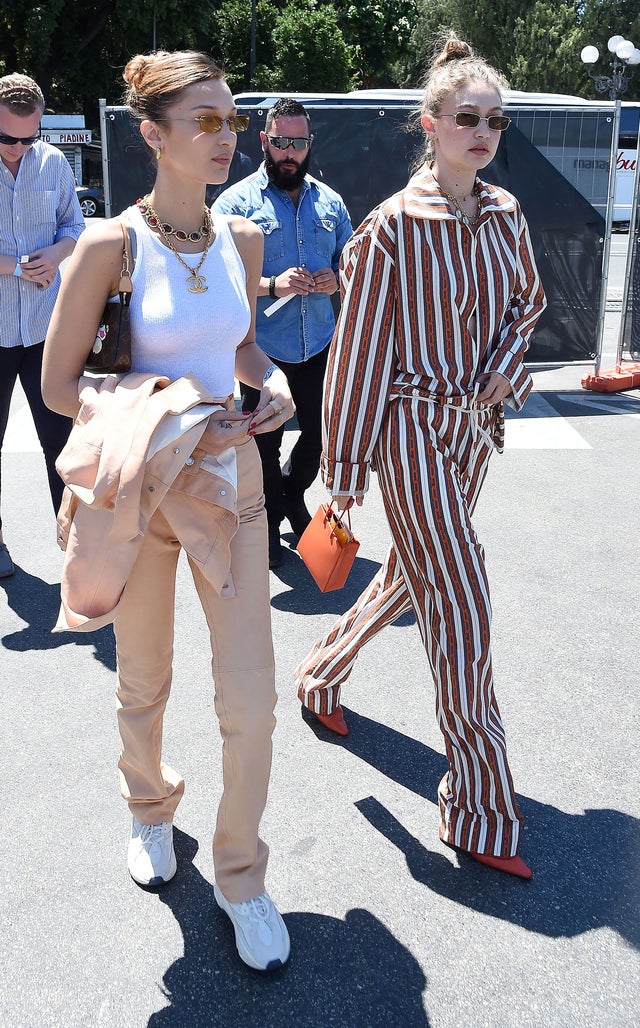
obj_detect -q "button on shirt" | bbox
[212,165,352,363]
[0,141,85,348]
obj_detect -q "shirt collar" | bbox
[403,165,517,220]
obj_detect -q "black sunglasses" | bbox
[0,128,41,146]
[267,135,313,151]
[438,113,511,131]
[162,115,249,134]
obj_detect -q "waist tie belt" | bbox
[389,383,505,453]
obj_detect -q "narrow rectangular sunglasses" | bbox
[164,114,250,133]
[0,128,41,145]
[267,135,313,151]
[440,112,511,131]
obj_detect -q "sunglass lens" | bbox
[233,116,249,132]
[491,116,511,131]
[455,113,480,127]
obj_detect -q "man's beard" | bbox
[264,146,310,190]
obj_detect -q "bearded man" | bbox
[213,98,352,567]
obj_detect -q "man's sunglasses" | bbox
[0,128,41,146]
[437,113,511,131]
[163,115,249,133]
[266,135,313,151]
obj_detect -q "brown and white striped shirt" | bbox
[321,166,547,495]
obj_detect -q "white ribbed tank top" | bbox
[124,205,250,396]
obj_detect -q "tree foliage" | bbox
[0,0,638,128]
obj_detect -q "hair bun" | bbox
[433,33,474,69]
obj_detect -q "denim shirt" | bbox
[212,165,352,363]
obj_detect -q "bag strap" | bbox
[116,219,133,307]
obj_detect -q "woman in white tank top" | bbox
[42,50,293,971]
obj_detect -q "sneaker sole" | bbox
[213,884,289,972]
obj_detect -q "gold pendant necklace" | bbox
[441,181,483,227]
[142,199,214,292]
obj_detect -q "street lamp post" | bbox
[580,35,640,99]
[580,36,639,376]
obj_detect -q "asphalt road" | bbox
[1,318,638,1026]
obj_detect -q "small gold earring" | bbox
[155,147,162,161]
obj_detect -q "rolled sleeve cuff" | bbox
[485,344,532,412]
[320,453,370,495]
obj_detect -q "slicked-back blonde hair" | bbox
[419,32,508,164]
[123,50,225,123]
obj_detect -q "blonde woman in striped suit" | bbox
[295,33,546,878]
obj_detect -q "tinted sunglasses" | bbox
[163,114,249,133]
[267,135,313,151]
[0,128,40,146]
[438,113,511,131]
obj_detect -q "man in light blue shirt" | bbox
[213,98,352,566]
[0,73,84,577]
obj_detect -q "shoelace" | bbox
[236,894,270,921]
[138,823,171,848]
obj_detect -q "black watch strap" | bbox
[269,275,277,299]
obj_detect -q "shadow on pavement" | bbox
[331,712,639,949]
[0,564,116,670]
[148,829,430,1028]
[269,543,415,626]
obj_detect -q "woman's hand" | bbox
[249,369,295,436]
[331,494,363,512]
[476,372,512,405]
[198,409,253,455]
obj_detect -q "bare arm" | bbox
[42,222,125,417]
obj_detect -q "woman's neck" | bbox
[147,178,208,234]
[431,162,476,201]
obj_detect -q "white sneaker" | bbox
[214,884,290,971]
[128,817,177,887]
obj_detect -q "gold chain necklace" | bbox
[441,181,483,227]
[142,199,214,293]
[137,195,211,242]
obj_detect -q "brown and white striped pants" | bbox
[296,394,523,858]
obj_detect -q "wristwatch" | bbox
[262,364,279,385]
[268,275,277,299]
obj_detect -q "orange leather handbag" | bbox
[297,503,359,592]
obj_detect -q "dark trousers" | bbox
[0,342,72,531]
[240,347,328,527]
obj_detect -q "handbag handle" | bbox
[116,220,133,306]
[325,502,353,546]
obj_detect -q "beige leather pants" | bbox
[113,440,276,902]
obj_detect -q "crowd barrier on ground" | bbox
[100,91,617,365]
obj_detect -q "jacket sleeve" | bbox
[321,211,397,495]
[483,207,547,410]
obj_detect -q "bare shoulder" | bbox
[73,217,127,262]
[224,215,263,255]
[69,217,132,288]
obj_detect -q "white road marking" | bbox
[504,394,591,449]
[4,401,40,452]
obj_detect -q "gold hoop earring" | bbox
[155,147,162,161]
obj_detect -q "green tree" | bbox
[267,4,352,91]
[334,0,415,87]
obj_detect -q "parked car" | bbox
[76,185,105,218]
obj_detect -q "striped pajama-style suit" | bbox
[297,167,546,858]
